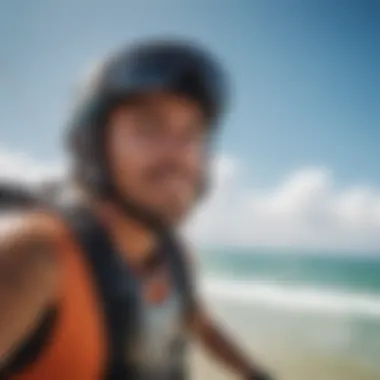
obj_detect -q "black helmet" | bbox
[67,38,228,231]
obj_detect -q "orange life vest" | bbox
[4,205,192,380]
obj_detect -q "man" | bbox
[0,40,273,380]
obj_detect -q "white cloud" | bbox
[1,147,380,253]
[186,156,380,253]
[0,149,65,186]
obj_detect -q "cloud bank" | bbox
[187,156,380,253]
[1,147,380,253]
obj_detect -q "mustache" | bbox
[143,163,197,182]
[143,162,208,199]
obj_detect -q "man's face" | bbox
[107,91,210,225]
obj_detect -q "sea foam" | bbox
[201,277,380,318]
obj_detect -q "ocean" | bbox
[195,249,380,380]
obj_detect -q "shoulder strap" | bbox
[0,183,40,210]
[56,203,138,379]
[56,203,194,379]
[160,232,196,316]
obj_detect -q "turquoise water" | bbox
[196,249,380,376]
[199,249,380,295]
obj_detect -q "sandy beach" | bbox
[190,344,380,380]
[188,295,380,380]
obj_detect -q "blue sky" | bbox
[1,0,380,251]
[0,0,378,188]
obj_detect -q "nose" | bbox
[156,133,194,165]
